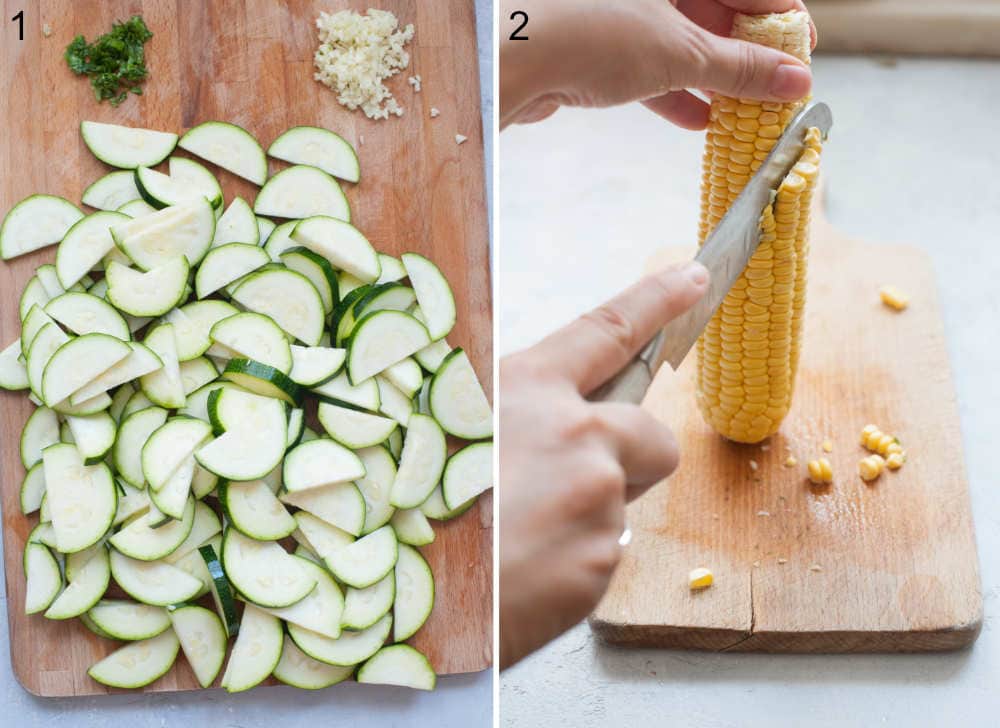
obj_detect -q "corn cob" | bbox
[695,11,823,444]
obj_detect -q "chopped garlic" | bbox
[408,75,422,91]
[455,134,468,145]
[777,558,788,564]
[749,460,758,471]
[359,134,365,146]
[756,510,770,517]
[760,444,770,451]
[809,564,823,572]
[43,23,52,37]
[784,456,797,467]
[430,107,440,118]
[688,567,713,590]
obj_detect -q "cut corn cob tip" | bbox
[732,11,812,64]
[807,457,832,484]
[688,568,714,591]
[879,285,909,311]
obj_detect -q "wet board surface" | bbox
[0,0,492,696]
[590,190,982,653]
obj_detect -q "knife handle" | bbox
[587,359,652,404]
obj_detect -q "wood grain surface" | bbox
[590,189,983,653]
[0,0,492,696]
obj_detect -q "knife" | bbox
[589,101,834,404]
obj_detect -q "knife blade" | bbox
[589,101,833,404]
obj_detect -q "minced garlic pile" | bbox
[313,8,415,120]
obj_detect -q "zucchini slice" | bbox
[443,441,494,510]
[219,479,296,541]
[429,348,493,440]
[212,196,259,247]
[179,121,268,186]
[19,405,59,468]
[166,299,240,361]
[113,479,151,526]
[87,599,171,641]
[41,333,132,407]
[168,156,224,210]
[293,511,355,558]
[19,277,51,321]
[65,411,117,464]
[357,644,436,691]
[221,604,282,693]
[0,194,84,260]
[355,446,398,535]
[288,612,391,668]
[110,549,203,606]
[376,375,415,427]
[106,257,190,317]
[42,443,117,553]
[141,416,213,491]
[164,500,222,564]
[36,264,65,298]
[376,254,407,283]
[140,323,186,408]
[283,438,366,493]
[230,267,326,346]
[402,253,456,340]
[110,199,216,270]
[194,242,269,298]
[82,170,142,211]
[114,406,168,487]
[289,345,345,387]
[81,121,178,169]
[169,604,227,688]
[0,339,28,391]
[390,414,447,509]
[24,542,62,615]
[70,340,163,405]
[117,198,158,218]
[44,545,111,619]
[318,401,397,449]
[280,247,339,313]
[134,165,215,209]
[347,310,430,384]
[44,292,130,340]
[199,542,240,636]
[281,481,366,537]
[110,496,195,561]
[148,454,195,520]
[254,556,345,639]
[19,461,46,514]
[325,525,398,589]
[210,312,292,373]
[263,220,299,261]
[312,371,380,411]
[88,629,180,689]
[257,216,276,244]
[178,356,218,395]
[390,508,436,547]
[197,388,287,479]
[254,166,349,221]
[382,357,423,397]
[55,211,127,288]
[421,484,476,521]
[267,125,360,183]
[392,543,435,641]
[292,215,379,281]
[221,528,317,608]
[341,571,395,631]
[26,326,71,402]
[286,407,305,450]
[273,638,354,690]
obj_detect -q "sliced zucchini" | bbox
[392,543,435,641]
[376,254,407,283]
[286,407,305,450]
[357,645,436,691]
[114,406,168,487]
[81,121,178,169]
[231,267,325,345]
[289,612,391,667]
[283,438,366,493]
[19,405,59,468]
[210,312,292,373]
[111,199,216,270]
[168,156,224,210]
[421,484,476,521]
[257,216,276,244]
[88,629,180,689]
[390,414,447,509]
[376,375,415,427]
[88,599,171,641]
[280,246,339,313]
[166,299,239,360]
[24,542,62,615]
[134,165,215,209]
[197,388,287,479]
[44,545,111,619]
[0,194,84,260]
[293,511,355,558]
[254,166,349,220]
[82,170,142,210]
[179,121,268,186]
[192,463,219,499]
[36,264,65,298]
[70,340,163,405]
[212,196,259,247]
[140,323,186,408]
[390,508,435,547]
[312,371,380,411]
[254,556,344,639]
[164,501,222,564]
[65,411,117,464]
[179,356,218,395]
[355,446,398,535]
[221,528,317,608]
[443,441,493,509]
[42,443,117,553]
[387,427,403,460]
[280,481,366,537]
[149,454,195,519]
[383,357,423,397]
[221,604,282,693]
[341,571,395,631]
[55,211,128,288]
[44,292,130,340]
[41,333,132,407]
[169,539,213,599]
[0,339,28,391]
[199,543,240,636]
[292,215,379,281]
[24,321,75,397]
[194,242,269,298]
[106,257,190,317]
[112,495,196,561]
[20,461,46,514]
[113,479,151,526]
[293,542,322,564]
[325,525,398,589]
[118,198,158,218]
[109,549,203,606]
[178,380,241,421]
[28,521,58,548]
[403,254,456,341]
[267,126,360,183]
[263,220,299,261]
[141,416,213,491]
[347,310,430,384]
[219,479,296,541]
[273,638,354,690]
[19,277,51,321]
[339,272,366,297]
[430,348,493,439]
[317,401,397,449]
[169,604,227,688]
[289,345,345,387]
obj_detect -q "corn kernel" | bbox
[886,452,905,470]
[688,567,714,590]
[784,455,797,467]
[879,285,909,311]
[807,457,833,484]
[858,454,886,481]
[822,439,833,453]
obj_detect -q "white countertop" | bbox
[0,2,494,725]
[499,55,1000,727]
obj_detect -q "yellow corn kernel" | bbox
[879,285,909,311]
[694,11,820,444]
[807,457,833,484]
[860,424,879,445]
[822,439,833,453]
[886,442,904,456]
[886,452,906,470]
[784,455,797,467]
[860,424,901,456]
[688,567,714,591]
[858,454,886,482]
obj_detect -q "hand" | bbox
[499,262,710,668]
[501,0,816,129]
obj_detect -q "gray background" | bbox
[499,56,1000,726]
[0,1,494,725]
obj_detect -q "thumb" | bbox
[679,25,812,102]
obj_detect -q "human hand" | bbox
[501,0,816,129]
[499,262,710,668]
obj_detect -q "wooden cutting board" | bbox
[590,189,982,653]
[0,0,491,696]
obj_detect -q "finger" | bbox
[531,262,709,394]
[642,90,710,130]
[590,402,680,500]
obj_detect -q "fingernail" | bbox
[682,261,709,286]
[769,64,812,100]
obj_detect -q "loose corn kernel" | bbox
[886,452,905,470]
[860,424,879,445]
[879,285,909,311]
[886,442,904,456]
[688,567,714,590]
[822,439,833,453]
[860,424,902,456]
[858,454,886,481]
[807,457,833,484]
[784,455,797,467]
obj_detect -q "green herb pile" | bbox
[64,15,153,106]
